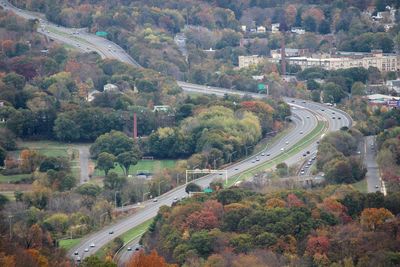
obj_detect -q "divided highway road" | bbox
[0,1,352,264]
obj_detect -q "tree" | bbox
[322,82,346,103]
[185,183,202,194]
[116,151,140,176]
[103,172,126,191]
[0,147,6,167]
[53,115,80,141]
[80,256,117,267]
[351,82,365,96]
[318,20,331,34]
[96,152,116,176]
[90,131,135,158]
[303,16,317,32]
[126,250,172,267]
[360,208,394,231]
[0,194,9,209]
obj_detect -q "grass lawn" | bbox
[96,219,152,259]
[13,141,80,179]
[0,191,15,201]
[93,160,177,177]
[226,121,327,186]
[18,140,76,158]
[0,173,31,184]
[352,179,368,193]
[60,238,82,251]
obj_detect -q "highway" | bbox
[363,136,385,194]
[0,1,352,264]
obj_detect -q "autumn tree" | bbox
[127,250,175,267]
[360,208,394,231]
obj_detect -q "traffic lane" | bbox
[71,107,318,258]
[364,136,381,193]
[116,237,141,266]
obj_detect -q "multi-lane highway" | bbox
[0,1,353,264]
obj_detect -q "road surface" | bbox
[0,1,352,263]
[75,145,90,184]
[363,136,382,193]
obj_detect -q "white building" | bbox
[238,55,264,69]
[103,83,119,92]
[386,80,400,93]
[282,50,400,72]
[256,26,266,33]
[291,27,305,35]
[271,23,280,33]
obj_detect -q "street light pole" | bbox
[142,192,150,202]
[114,191,119,209]
[8,215,13,240]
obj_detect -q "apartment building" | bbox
[285,50,400,72]
[238,55,264,69]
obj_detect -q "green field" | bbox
[352,179,368,193]
[0,173,31,184]
[60,238,82,251]
[94,159,177,177]
[18,141,78,158]
[3,141,81,181]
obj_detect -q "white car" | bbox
[280,148,284,151]
[153,198,158,202]
[285,141,289,145]
[127,247,132,251]
[261,152,265,156]
[84,248,89,252]
[173,197,178,201]
[90,243,95,247]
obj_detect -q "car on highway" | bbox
[338,117,341,120]
[332,116,335,119]
[74,251,79,255]
[90,243,95,247]
[234,167,239,170]
[76,256,81,262]
[84,248,89,252]
[321,109,325,111]
[280,148,284,151]
[251,160,255,163]
[256,157,260,161]
[109,230,114,234]
[153,198,158,202]
[127,247,132,251]
[261,152,265,156]
[266,153,270,156]
[375,185,379,188]
[300,170,305,175]
[174,197,178,201]
[306,116,310,118]
[285,141,289,145]
[300,131,303,134]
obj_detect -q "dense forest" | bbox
[9,0,400,89]
[141,186,400,267]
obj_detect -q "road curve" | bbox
[0,1,353,264]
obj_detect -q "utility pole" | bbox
[133,112,137,140]
[8,215,13,240]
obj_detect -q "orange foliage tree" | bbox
[126,250,177,267]
[360,208,394,231]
